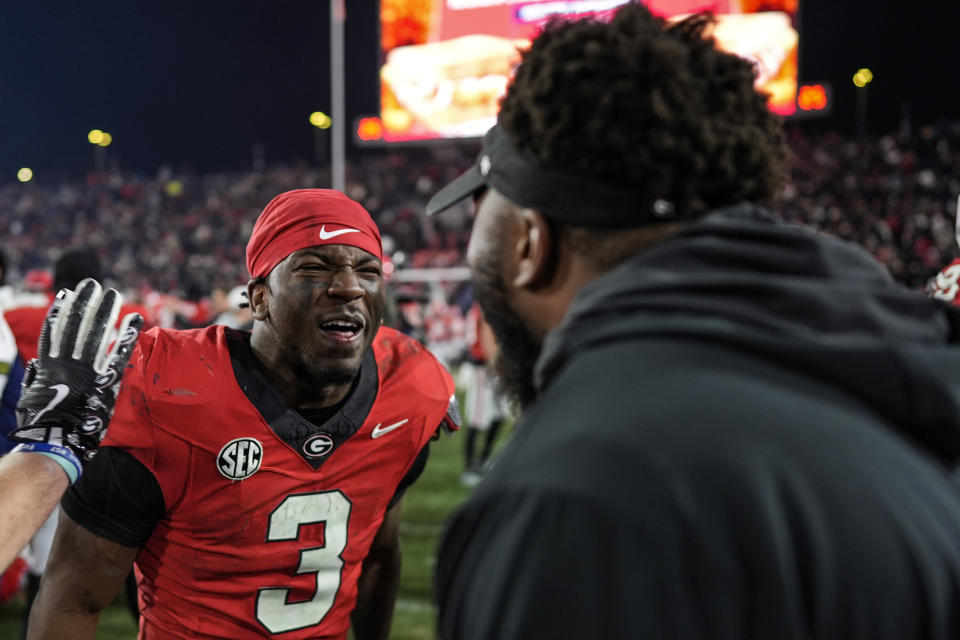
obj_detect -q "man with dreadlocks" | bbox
[427,2,960,638]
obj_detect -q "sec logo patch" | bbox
[217,437,263,480]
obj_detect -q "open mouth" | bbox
[320,317,364,343]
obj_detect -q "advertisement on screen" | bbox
[378,0,799,142]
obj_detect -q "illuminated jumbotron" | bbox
[377,0,800,142]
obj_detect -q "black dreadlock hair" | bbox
[498,3,790,267]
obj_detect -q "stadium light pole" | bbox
[331,0,346,192]
[88,129,112,173]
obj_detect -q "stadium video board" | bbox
[378,0,800,142]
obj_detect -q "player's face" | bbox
[261,245,385,389]
[466,188,541,408]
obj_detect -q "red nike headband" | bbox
[246,189,383,279]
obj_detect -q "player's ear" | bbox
[248,278,269,321]
[512,208,556,290]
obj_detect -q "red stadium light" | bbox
[356,117,384,141]
[797,83,829,111]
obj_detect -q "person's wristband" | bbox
[12,442,83,485]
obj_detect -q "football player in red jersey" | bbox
[28,189,459,640]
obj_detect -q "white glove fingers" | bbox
[84,288,121,372]
[47,288,77,359]
[70,279,105,361]
[36,295,60,363]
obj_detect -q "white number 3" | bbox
[256,491,352,634]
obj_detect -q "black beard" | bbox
[471,253,542,410]
[282,343,360,392]
[301,361,358,389]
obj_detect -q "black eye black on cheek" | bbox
[362,278,383,293]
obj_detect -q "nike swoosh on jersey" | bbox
[318,225,361,240]
[371,419,409,439]
[29,384,71,425]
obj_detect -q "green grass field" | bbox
[0,424,496,639]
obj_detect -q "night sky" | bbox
[0,1,955,181]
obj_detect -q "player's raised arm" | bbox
[0,279,142,572]
[0,450,69,572]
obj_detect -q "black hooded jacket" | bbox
[436,205,960,639]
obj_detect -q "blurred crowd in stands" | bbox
[1,119,958,364]
[780,120,960,288]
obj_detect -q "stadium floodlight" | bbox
[310,111,332,129]
[853,68,873,88]
[165,179,184,197]
[88,129,112,171]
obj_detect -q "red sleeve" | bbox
[3,304,47,363]
[100,328,190,511]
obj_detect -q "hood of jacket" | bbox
[536,204,960,463]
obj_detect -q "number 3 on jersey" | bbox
[256,491,352,634]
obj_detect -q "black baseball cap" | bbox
[426,124,677,227]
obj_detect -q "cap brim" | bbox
[425,165,487,216]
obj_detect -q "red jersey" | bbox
[3,295,52,362]
[97,325,455,639]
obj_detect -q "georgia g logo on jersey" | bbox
[303,434,334,458]
[218,437,263,480]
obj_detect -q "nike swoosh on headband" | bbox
[318,225,361,240]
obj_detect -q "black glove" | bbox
[11,278,143,465]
